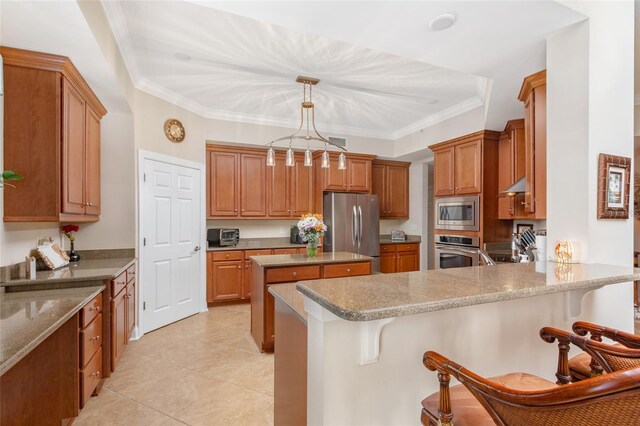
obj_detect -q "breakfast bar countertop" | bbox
[296,262,640,321]
[269,283,307,324]
[0,285,105,375]
[251,251,372,267]
[0,257,135,288]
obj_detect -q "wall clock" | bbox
[164,119,185,143]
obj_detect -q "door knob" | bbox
[194,245,201,252]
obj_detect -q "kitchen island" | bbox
[290,261,640,425]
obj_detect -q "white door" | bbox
[142,157,202,332]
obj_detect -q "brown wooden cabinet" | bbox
[79,293,103,409]
[432,139,482,197]
[379,243,420,273]
[433,147,455,197]
[267,153,314,218]
[291,154,313,216]
[240,153,267,217]
[518,70,547,219]
[372,160,410,219]
[126,281,136,339]
[498,120,531,220]
[110,264,136,372]
[2,47,107,222]
[207,151,239,217]
[211,260,243,301]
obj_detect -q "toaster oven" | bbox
[207,228,239,247]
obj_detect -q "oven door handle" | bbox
[435,246,479,256]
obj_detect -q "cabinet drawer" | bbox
[323,262,371,279]
[80,349,103,408]
[80,313,103,368]
[81,293,102,328]
[380,244,397,253]
[112,272,127,297]
[397,243,420,252]
[126,264,135,283]
[266,265,321,284]
[212,251,243,261]
[272,248,301,255]
[244,249,273,260]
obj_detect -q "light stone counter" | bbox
[1,285,104,375]
[251,251,371,267]
[297,262,640,321]
[269,283,307,324]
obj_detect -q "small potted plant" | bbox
[61,224,80,262]
[297,213,327,257]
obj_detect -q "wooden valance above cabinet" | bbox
[2,47,107,222]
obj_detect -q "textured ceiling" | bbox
[103,0,486,139]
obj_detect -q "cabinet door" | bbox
[371,164,387,217]
[126,281,136,339]
[208,151,239,217]
[524,95,535,214]
[291,154,313,216]
[243,260,252,299]
[267,154,291,217]
[380,253,397,273]
[62,78,86,215]
[323,156,347,190]
[240,153,267,217]
[433,148,455,197]
[387,165,409,218]
[211,260,243,301]
[512,126,526,182]
[265,288,275,346]
[206,252,214,303]
[454,139,482,194]
[497,132,514,219]
[85,107,101,216]
[397,251,419,272]
[347,158,371,192]
[110,289,127,371]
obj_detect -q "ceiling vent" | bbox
[329,136,348,148]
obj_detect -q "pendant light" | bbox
[266,144,275,167]
[266,76,347,170]
[338,152,347,170]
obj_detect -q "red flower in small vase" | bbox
[61,224,79,242]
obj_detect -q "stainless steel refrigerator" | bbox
[323,192,380,272]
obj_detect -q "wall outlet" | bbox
[408,223,418,232]
[279,227,286,235]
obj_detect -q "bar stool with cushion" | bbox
[421,350,640,426]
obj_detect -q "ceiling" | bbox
[99,1,585,140]
[1,1,129,113]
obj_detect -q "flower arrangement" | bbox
[297,213,327,257]
[61,224,80,262]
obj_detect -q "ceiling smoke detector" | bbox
[174,52,192,62]
[429,13,456,31]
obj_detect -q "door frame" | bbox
[137,149,207,338]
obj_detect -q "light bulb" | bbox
[338,152,346,170]
[304,149,312,167]
[286,148,294,167]
[321,150,330,168]
[266,147,275,166]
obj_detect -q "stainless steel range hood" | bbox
[499,177,525,197]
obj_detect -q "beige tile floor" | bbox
[75,304,274,426]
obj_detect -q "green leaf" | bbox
[2,170,23,182]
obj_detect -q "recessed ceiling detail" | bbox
[102,0,487,140]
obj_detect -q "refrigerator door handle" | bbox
[352,205,358,246]
[358,205,363,247]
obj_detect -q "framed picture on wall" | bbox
[597,153,631,219]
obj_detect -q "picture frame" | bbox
[597,153,631,219]
[516,224,533,235]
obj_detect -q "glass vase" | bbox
[68,241,80,262]
[306,239,318,257]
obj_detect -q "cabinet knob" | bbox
[234,209,238,212]
[237,265,241,269]
[91,335,100,341]
[226,254,230,258]
[241,209,245,212]
[455,187,459,190]
[347,268,351,272]
[288,210,291,212]
[91,371,100,377]
[292,272,297,276]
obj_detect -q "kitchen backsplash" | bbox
[207,220,298,238]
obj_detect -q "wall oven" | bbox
[434,196,480,232]
[435,235,480,270]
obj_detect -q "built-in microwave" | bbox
[434,196,480,232]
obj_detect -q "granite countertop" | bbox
[296,262,640,322]
[379,235,422,244]
[0,257,135,288]
[1,285,104,375]
[207,238,306,252]
[269,283,307,324]
[251,252,371,267]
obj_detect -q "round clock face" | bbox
[164,119,185,143]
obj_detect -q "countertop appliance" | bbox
[434,234,495,269]
[207,228,239,247]
[391,230,406,242]
[323,193,380,272]
[290,226,305,244]
[435,196,480,232]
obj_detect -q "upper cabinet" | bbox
[372,160,410,219]
[2,47,107,222]
[313,152,373,194]
[431,133,490,197]
[497,120,526,219]
[518,70,546,219]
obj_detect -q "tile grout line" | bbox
[103,386,190,425]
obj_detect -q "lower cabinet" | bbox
[380,243,421,273]
[79,293,104,409]
[110,263,136,372]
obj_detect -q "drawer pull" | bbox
[226,254,230,258]
[90,335,100,342]
[292,272,297,276]
[347,268,351,272]
[89,305,100,312]
[90,371,101,377]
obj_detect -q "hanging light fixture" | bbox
[266,144,275,167]
[266,76,347,169]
